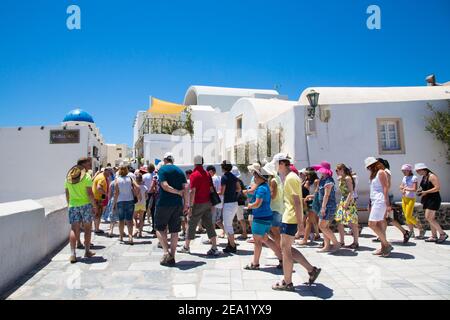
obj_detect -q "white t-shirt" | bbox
[137,184,148,205]
[127,172,136,180]
[212,175,223,209]
[142,173,154,192]
[402,175,418,199]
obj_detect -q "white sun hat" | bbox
[414,163,428,171]
[364,157,378,168]
[231,166,241,178]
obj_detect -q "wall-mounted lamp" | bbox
[306,90,320,119]
[18,127,22,131]
[40,126,45,130]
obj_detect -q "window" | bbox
[377,118,405,154]
[119,153,122,158]
[236,115,243,139]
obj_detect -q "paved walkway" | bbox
[4,224,450,300]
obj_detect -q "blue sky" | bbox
[0,0,449,146]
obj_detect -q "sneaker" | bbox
[160,253,171,266]
[77,243,85,250]
[69,255,77,264]
[308,267,322,285]
[177,246,190,254]
[207,247,220,256]
[223,244,237,254]
[94,230,105,235]
[403,230,411,244]
[202,239,212,245]
[166,255,176,266]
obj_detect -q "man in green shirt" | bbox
[65,157,98,263]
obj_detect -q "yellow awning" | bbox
[147,97,186,115]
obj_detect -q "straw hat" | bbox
[364,157,378,169]
[66,165,86,184]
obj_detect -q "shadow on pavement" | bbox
[384,252,415,260]
[296,283,334,299]
[328,249,358,257]
[171,260,207,270]
[78,256,108,264]
[390,241,417,247]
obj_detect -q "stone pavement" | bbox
[4,224,450,300]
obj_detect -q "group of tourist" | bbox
[64,152,447,291]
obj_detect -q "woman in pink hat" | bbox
[313,161,341,253]
[399,164,425,239]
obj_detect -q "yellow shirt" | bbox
[282,172,303,224]
[92,173,107,201]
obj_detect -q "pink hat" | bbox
[290,164,299,175]
[312,161,333,176]
[401,164,413,171]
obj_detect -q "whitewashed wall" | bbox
[0,126,95,203]
[305,100,450,206]
[0,195,69,295]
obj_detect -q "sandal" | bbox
[372,248,383,255]
[425,237,438,243]
[308,267,321,285]
[345,243,359,250]
[276,260,283,269]
[381,245,393,258]
[436,234,448,244]
[69,255,77,264]
[272,280,295,292]
[244,263,260,270]
[84,250,96,258]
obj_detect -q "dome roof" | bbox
[63,109,94,123]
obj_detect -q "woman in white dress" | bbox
[365,157,393,257]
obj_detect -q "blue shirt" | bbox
[157,164,187,207]
[318,176,337,209]
[252,183,273,220]
[221,172,238,203]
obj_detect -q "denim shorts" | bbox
[280,223,298,237]
[117,201,135,221]
[252,218,272,236]
[68,204,93,224]
[271,211,282,228]
[318,207,336,221]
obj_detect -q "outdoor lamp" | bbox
[306,90,320,119]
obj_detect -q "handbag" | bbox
[209,176,222,206]
[129,177,139,204]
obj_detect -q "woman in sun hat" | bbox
[334,163,359,249]
[415,163,448,244]
[313,161,340,253]
[64,165,97,263]
[365,157,393,257]
[262,161,284,269]
[244,166,283,270]
[399,164,425,239]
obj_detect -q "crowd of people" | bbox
[64,153,448,291]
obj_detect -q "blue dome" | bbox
[63,109,94,123]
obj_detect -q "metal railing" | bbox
[139,117,187,136]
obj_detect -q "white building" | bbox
[134,84,450,206]
[0,109,106,203]
[102,143,131,167]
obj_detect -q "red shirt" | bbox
[190,166,211,204]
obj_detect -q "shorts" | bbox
[117,201,135,221]
[318,207,336,221]
[68,204,94,224]
[252,219,272,236]
[154,205,183,233]
[271,211,282,228]
[236,206,245,221]
[280,223,298,237]
[134,203,146,212]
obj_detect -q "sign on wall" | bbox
[49,130,80,144]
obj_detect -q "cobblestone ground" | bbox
[4,224,450,300]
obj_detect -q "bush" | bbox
[425,102,450,164]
